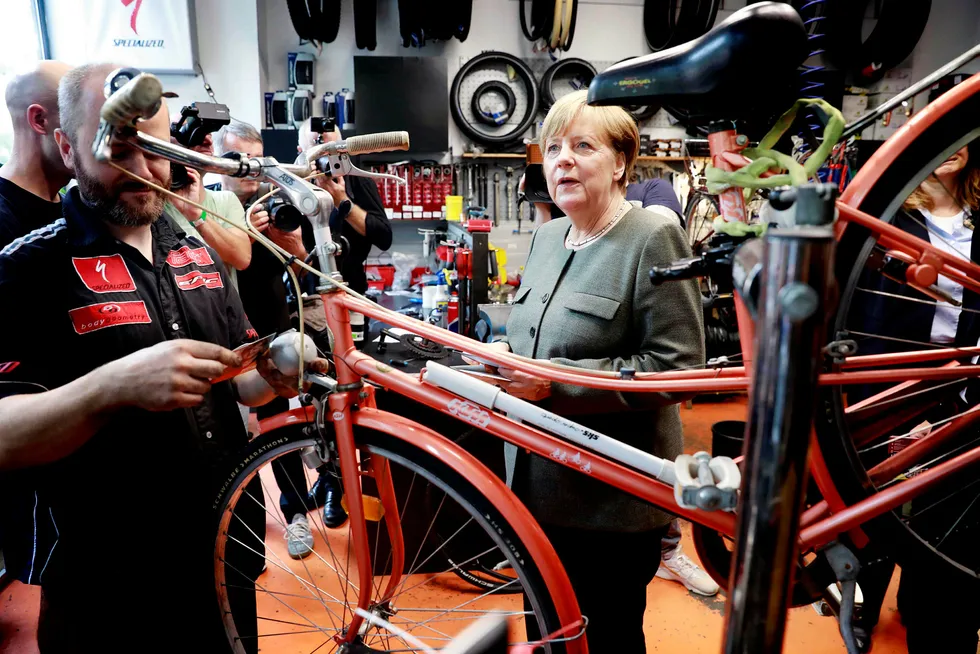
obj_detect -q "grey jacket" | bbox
[504,207,705,531]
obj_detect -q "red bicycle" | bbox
[95,4,980,652]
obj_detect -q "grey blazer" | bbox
[504,207,705,532]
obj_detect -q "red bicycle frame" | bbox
[256,72,980,649]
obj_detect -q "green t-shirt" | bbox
[163,189,247,288]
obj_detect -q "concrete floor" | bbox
[0,395,915,652]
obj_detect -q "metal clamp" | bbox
[674,452,741,511]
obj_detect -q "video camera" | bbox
[170,102,231,190]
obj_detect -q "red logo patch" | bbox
[72,255,137,294]
[166,246,214,268]
[174,270,224,291]
[0,361,20,374]
[69,301,152,335]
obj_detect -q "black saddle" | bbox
[588,2,808,123]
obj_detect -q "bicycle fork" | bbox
[323,291,408,643]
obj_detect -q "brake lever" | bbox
[317,153,405,185]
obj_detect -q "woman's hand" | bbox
[497,367,552,401]
[462,340,510,370]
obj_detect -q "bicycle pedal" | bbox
[340,494,385,522]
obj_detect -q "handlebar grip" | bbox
[100,72,164,128]
[649,257,707,286]
[342,131,410,156]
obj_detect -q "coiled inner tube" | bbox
[472,81,517,127]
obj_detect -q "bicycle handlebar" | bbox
[307,131,411,159]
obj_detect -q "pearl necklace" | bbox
[565,200,631,249]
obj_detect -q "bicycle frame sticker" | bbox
[448,398,491,427]
[550,447,593,474]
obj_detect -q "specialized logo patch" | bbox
[72,254,137,293]
[166,246,214,268]
[174,270,224,291]
[69,301,152,335]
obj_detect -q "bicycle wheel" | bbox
[213,424,569,653]
[816,84,980,579]
[685,191,719,253]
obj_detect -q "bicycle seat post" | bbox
[723,183,838,654]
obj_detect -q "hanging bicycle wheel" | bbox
[685,191,719,253]
[539,58,597,112]
[213,424,571,652]
[816,85,980,580]
[451,51,540,149]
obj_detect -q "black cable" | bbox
[353,0,378,51]
[825,0,933,84]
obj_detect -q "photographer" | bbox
[165,103,251,276]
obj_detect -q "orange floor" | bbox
[0,396,914,653]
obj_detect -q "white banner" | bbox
[45,0,196,74]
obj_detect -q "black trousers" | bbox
[524,523,669,654]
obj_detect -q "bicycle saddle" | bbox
[588,2,808,122]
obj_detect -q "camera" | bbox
[170,102,231,191]
[248,183,304,232]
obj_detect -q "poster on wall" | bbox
[45,0,197,74]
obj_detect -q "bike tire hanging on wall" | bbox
[520,0,556,42]
[451,51,540,149]
[400,0,475,47]
[286,0,341,44]
[539,58,597,111]
[824,0,932,84]
[353,0,378,51]
[644,0,720,52]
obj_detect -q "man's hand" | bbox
[249,207,271,233]
[255,351,330,398]
[267,224,308,261]
[318,175,349,206]
[103,340,242,411]
[172,168,206,221]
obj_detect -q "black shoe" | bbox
[308,469,348,528]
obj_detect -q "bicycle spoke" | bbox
[846,329,953,350]
[935,492,980,552]
[223,558,331,637]
[910,477,980,519]
[855,287,980,315]
[879,435,980,487]
[405,491,447,577]
[858,404,980,454]
[408,579,522,633]
[386,544,501,604]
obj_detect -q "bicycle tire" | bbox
[539,58,597,111]
[354,0,378,51]
[213,425,569,652]
[815,83,980,580]
[562,0,578,51]
[451,52,540,149]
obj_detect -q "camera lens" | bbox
[269,203,303,232]
[170,163,191,191]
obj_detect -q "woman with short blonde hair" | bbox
[487,90,705,650]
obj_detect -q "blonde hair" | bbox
[904,149,980,213]
[538,90,639,191]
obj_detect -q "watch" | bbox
[337,199,353,220]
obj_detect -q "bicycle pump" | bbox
[722,184,843,654]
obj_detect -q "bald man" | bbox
[0,60,72,245]
[0,63,319,652]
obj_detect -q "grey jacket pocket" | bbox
[564,292,621,320]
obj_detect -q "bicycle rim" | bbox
[817,87,980,578]
[213,426,566,653]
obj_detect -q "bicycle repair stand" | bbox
[721,184,858,654]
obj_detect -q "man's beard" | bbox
[74,162,170,228]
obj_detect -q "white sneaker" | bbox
[657,551,720,596]
[285,514,315,559]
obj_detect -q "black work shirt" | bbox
[0,188,254,600]
[0,176,63,246]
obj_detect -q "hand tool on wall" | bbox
[493,171,501,226]
[505,167,515,222]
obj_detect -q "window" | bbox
[0,1,45,164]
